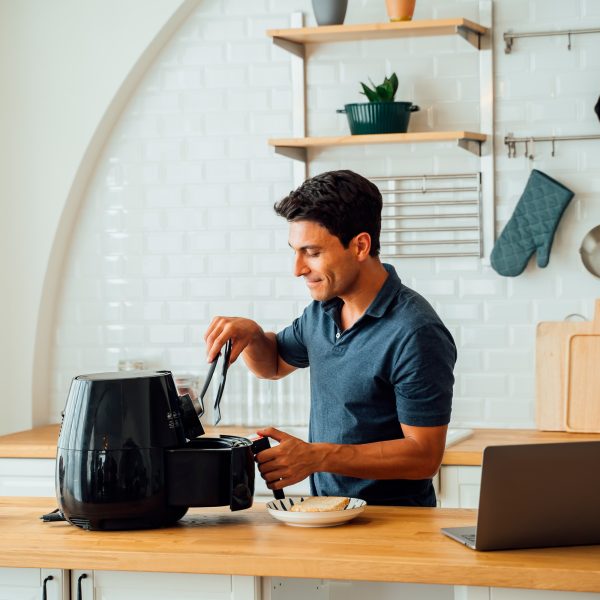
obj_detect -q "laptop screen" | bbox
[473,441,600,551]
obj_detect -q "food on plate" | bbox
[290,496,350,512]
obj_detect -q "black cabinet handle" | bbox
[77,573,88,600]
[42,575,53,600]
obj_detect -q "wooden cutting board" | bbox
[535,320,592,431]
[564,300,600,433]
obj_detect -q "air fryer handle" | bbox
[251,436,285,500]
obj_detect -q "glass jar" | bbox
[117,359,146,371]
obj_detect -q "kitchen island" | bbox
[2,427,600,598]
[1,497,600,595]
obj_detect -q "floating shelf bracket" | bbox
[503,27,600,54]
[272,37,304,58]
[456,25,481,49]
[274,146,307,162]
[457,138,482,156]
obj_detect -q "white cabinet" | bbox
[266,582,600,600]
[70,570,259,600]
[455,588,600,600]
[0,569,259,600]
[264,578,454,600]
[0,458,56,497]
[490,589,600,600]
[0,568,68,600]
[438,466,482,508]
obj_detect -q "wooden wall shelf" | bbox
[266,6,495,259]
[269,131,487,161]
[267,18,488,54]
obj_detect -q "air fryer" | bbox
[56,341,257,530]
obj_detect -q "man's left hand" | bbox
[254,427,317,490]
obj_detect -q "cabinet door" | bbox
[491,588,600,600]
[264,578,454,600]
[72,570,258,600]
[438,466,482,508]
[0,567,68,600]
[0,458,56,497]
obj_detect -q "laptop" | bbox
[441,441,600,551]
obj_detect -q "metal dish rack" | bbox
[371,173,483,258]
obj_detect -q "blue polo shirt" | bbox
[275,263,456,506]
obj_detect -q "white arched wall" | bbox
[4,0,600,435]
[0,0,196,434]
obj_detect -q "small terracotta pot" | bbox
[385,0,416,22]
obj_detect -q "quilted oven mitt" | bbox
[490,169,574,277]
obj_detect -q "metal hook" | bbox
[528,137,535,163]
[507,140,516,158]
[551,138,556,157]
[567,31,572,50]
[524,140,529,158]
[421,176,427,194]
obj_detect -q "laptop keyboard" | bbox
[463,533,477,543]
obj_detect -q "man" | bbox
[204,170,456,506]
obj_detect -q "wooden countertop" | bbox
[441,428,600,466]
[2,425,600,465]
[1,497,600,592]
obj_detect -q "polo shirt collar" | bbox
[321,263,402,319]
[364,263,402,318]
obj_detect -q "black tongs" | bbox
[198,339,232,425]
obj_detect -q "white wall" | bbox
[3,0,600,433]
[0,0,196,435]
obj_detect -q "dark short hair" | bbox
[274,170,382,257]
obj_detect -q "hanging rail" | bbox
[503,27,600,53]
[504,133,600,159]
[372,173,482,259]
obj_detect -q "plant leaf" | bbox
[359,73,399,102]
[376,82,393,102]
[360,81,379,102]
[389,73,399,98]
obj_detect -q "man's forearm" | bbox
[314,437,442,481]
[241,330,281,379]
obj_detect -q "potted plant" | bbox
[337,73,420,135]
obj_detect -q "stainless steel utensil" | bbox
[579,225,600,277]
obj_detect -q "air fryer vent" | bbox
[69,518,91,530]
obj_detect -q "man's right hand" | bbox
[204,316,263,364]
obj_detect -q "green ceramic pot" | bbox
[337,101,420,135]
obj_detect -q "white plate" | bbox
[266,497,367,528]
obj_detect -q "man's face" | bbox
[288,220,360,302]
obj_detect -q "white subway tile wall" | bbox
[51,0,600,429]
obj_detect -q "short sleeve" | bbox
[276,314,310,368]
[392,324,456,426]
